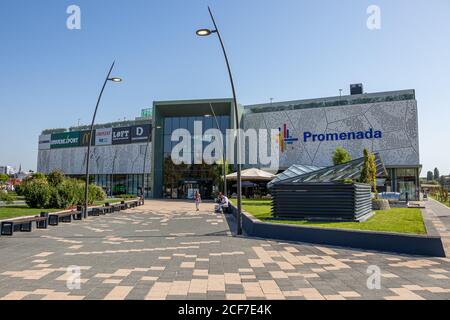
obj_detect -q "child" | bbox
[194,191,201,211]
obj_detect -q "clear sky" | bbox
[0,0,449,176]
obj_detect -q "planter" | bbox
[372,199,390,210]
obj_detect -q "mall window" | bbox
[161,114,230,200]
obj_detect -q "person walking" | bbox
[194,191,201,211]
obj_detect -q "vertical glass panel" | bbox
[204,116,213,131]
[179,117,188,130]
[164,117,172,135]
[164,135,171,153]
[171,117,180,130]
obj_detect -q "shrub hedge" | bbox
[21,171,105,209]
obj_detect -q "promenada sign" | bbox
[303,128,383,142]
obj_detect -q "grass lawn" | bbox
[234,199,426,235]
[0,206,61,220]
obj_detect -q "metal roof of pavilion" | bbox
[267,164,324,188]
[268,153,387,187]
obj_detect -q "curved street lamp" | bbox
[196,6,243,235]
[84,61,122,218]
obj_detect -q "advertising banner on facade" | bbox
[38,134,51,150]
[112,127,131,145]
[131,124,152,143]
[51,132,80,149]
[80,130,96,147]
[95,128,112,146]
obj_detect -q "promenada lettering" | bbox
[303,128,382,142]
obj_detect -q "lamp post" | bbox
[84,61,122,218]
[196,6,243,235]
[206,103,227,196]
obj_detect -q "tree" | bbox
[47,170,65,187]
[31,172,46,180]
[434,168,440,181]
[359,149,370,184]
[332,147,352,165]
[368,152,378,196]
[360,149,378,195]
[0,173,9,184]
[427,171,433,182]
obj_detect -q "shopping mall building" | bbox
[37,87,421,200]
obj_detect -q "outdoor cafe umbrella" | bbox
[226,168,275,182]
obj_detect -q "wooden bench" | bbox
[49,210,76,226]
[1,213,49,236]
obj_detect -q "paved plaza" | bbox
[0,200,449,300]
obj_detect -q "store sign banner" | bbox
[95,128,112,146]
[80,130,96,147]
[38,134,51,150]
[112,127,131,145]
[51,132,80,149]
[131,124,152,143]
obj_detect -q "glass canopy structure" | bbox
[268,154,387,187]
[267,165,324,188]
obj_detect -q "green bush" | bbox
[88,184,106,204]
[21,174,106,209]
[49,179,78,209]
[0,191,14,204]
[47,170,65,187]
[22,179,52,209]
[15,185,24,196]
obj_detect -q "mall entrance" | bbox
[163,179,214,200]
[177,180,213,200]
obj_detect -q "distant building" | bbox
[0,165,16,176]
[441,176,450,191]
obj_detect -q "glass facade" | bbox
[162,115,230,199]
[388,168,420,201]
[94,174,152,198]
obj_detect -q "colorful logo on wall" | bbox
[278,124,299,153]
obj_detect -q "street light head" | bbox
[109,77,122,82]
[204,114,212,118]
[196,29,215,37]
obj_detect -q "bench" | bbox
[89,207,108,216]
[49,210,76,226]
[1,213,49,236]
[112,203,122,212]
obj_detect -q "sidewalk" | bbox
[424,199,450,256]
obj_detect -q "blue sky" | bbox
[0,0,449,175]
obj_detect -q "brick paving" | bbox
[0,200,449,300]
